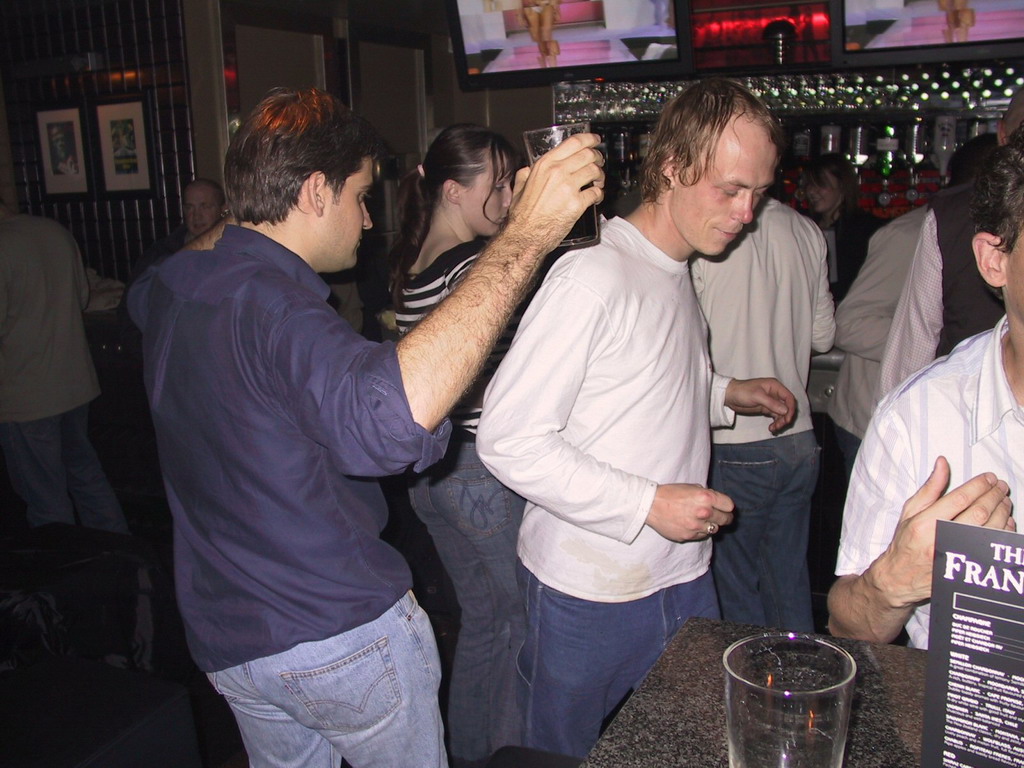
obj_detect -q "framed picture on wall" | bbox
[35,104,90,197]
[92,93,155,196]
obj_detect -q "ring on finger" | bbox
[706,522,718,536]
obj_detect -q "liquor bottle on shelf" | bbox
[874,125,910,213]
[932,115,957,183]
[904,119,933,205]
[820,125,842,156]
[904,120,928,167]
[778,122,811,210]
[636,130,651,164]
[792,126,812,164]
[598,125,645,210]
[611,129,631,168]
[905,119,929,204]
[846,123,872,169]
[874,125,903,180]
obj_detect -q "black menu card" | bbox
[922,520,1024,767]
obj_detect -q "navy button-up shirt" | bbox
[129,226,449,671]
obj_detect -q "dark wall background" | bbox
[0,0,196,282]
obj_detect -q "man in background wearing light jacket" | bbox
[692,197,835,632]
[831,133,1000,476]
[828,205,925,478]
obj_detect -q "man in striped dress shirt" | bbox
[828,128,1024,649]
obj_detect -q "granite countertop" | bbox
[582,617,927,768]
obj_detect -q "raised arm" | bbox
[398,133,604,431]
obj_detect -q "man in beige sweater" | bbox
[0,197,127,533]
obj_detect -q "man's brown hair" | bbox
[638,78,784,203]
[224,87,384,226]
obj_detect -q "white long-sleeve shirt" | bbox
[691,198,835,444]
[477,216,733,603]
[829,205,926,439]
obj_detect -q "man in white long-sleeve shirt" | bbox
[477,78,797,759]
[692,197,835,633]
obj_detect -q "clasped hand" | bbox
[874,456,1014,609]
[647,483,734,543]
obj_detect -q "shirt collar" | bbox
[216,224,331,301]
[611,216,692,275]
[973,315,1019,442]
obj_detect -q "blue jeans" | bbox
[410,437,526,766]
[709,431,820,633]
[0,403,128,534]
[517,564,719,759]
[208,592,446,768]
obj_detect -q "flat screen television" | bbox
[835,0,1024,67]
[445,0,693,90]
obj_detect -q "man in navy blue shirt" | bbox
[128,88,603,767]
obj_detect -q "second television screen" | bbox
[455,0,683,77]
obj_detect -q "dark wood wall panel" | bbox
[0,0,196,282]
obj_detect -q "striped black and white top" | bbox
[396,238,522,432]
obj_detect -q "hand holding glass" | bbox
[724,633,856,768]
[522,122,600,249]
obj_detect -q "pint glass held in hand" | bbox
[723,633,856,768]
[522,122,600,249]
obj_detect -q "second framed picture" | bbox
[92,92,156,197]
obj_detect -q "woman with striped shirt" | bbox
[388,124,526,768]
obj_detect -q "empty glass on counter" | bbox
[723,633,857,768]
